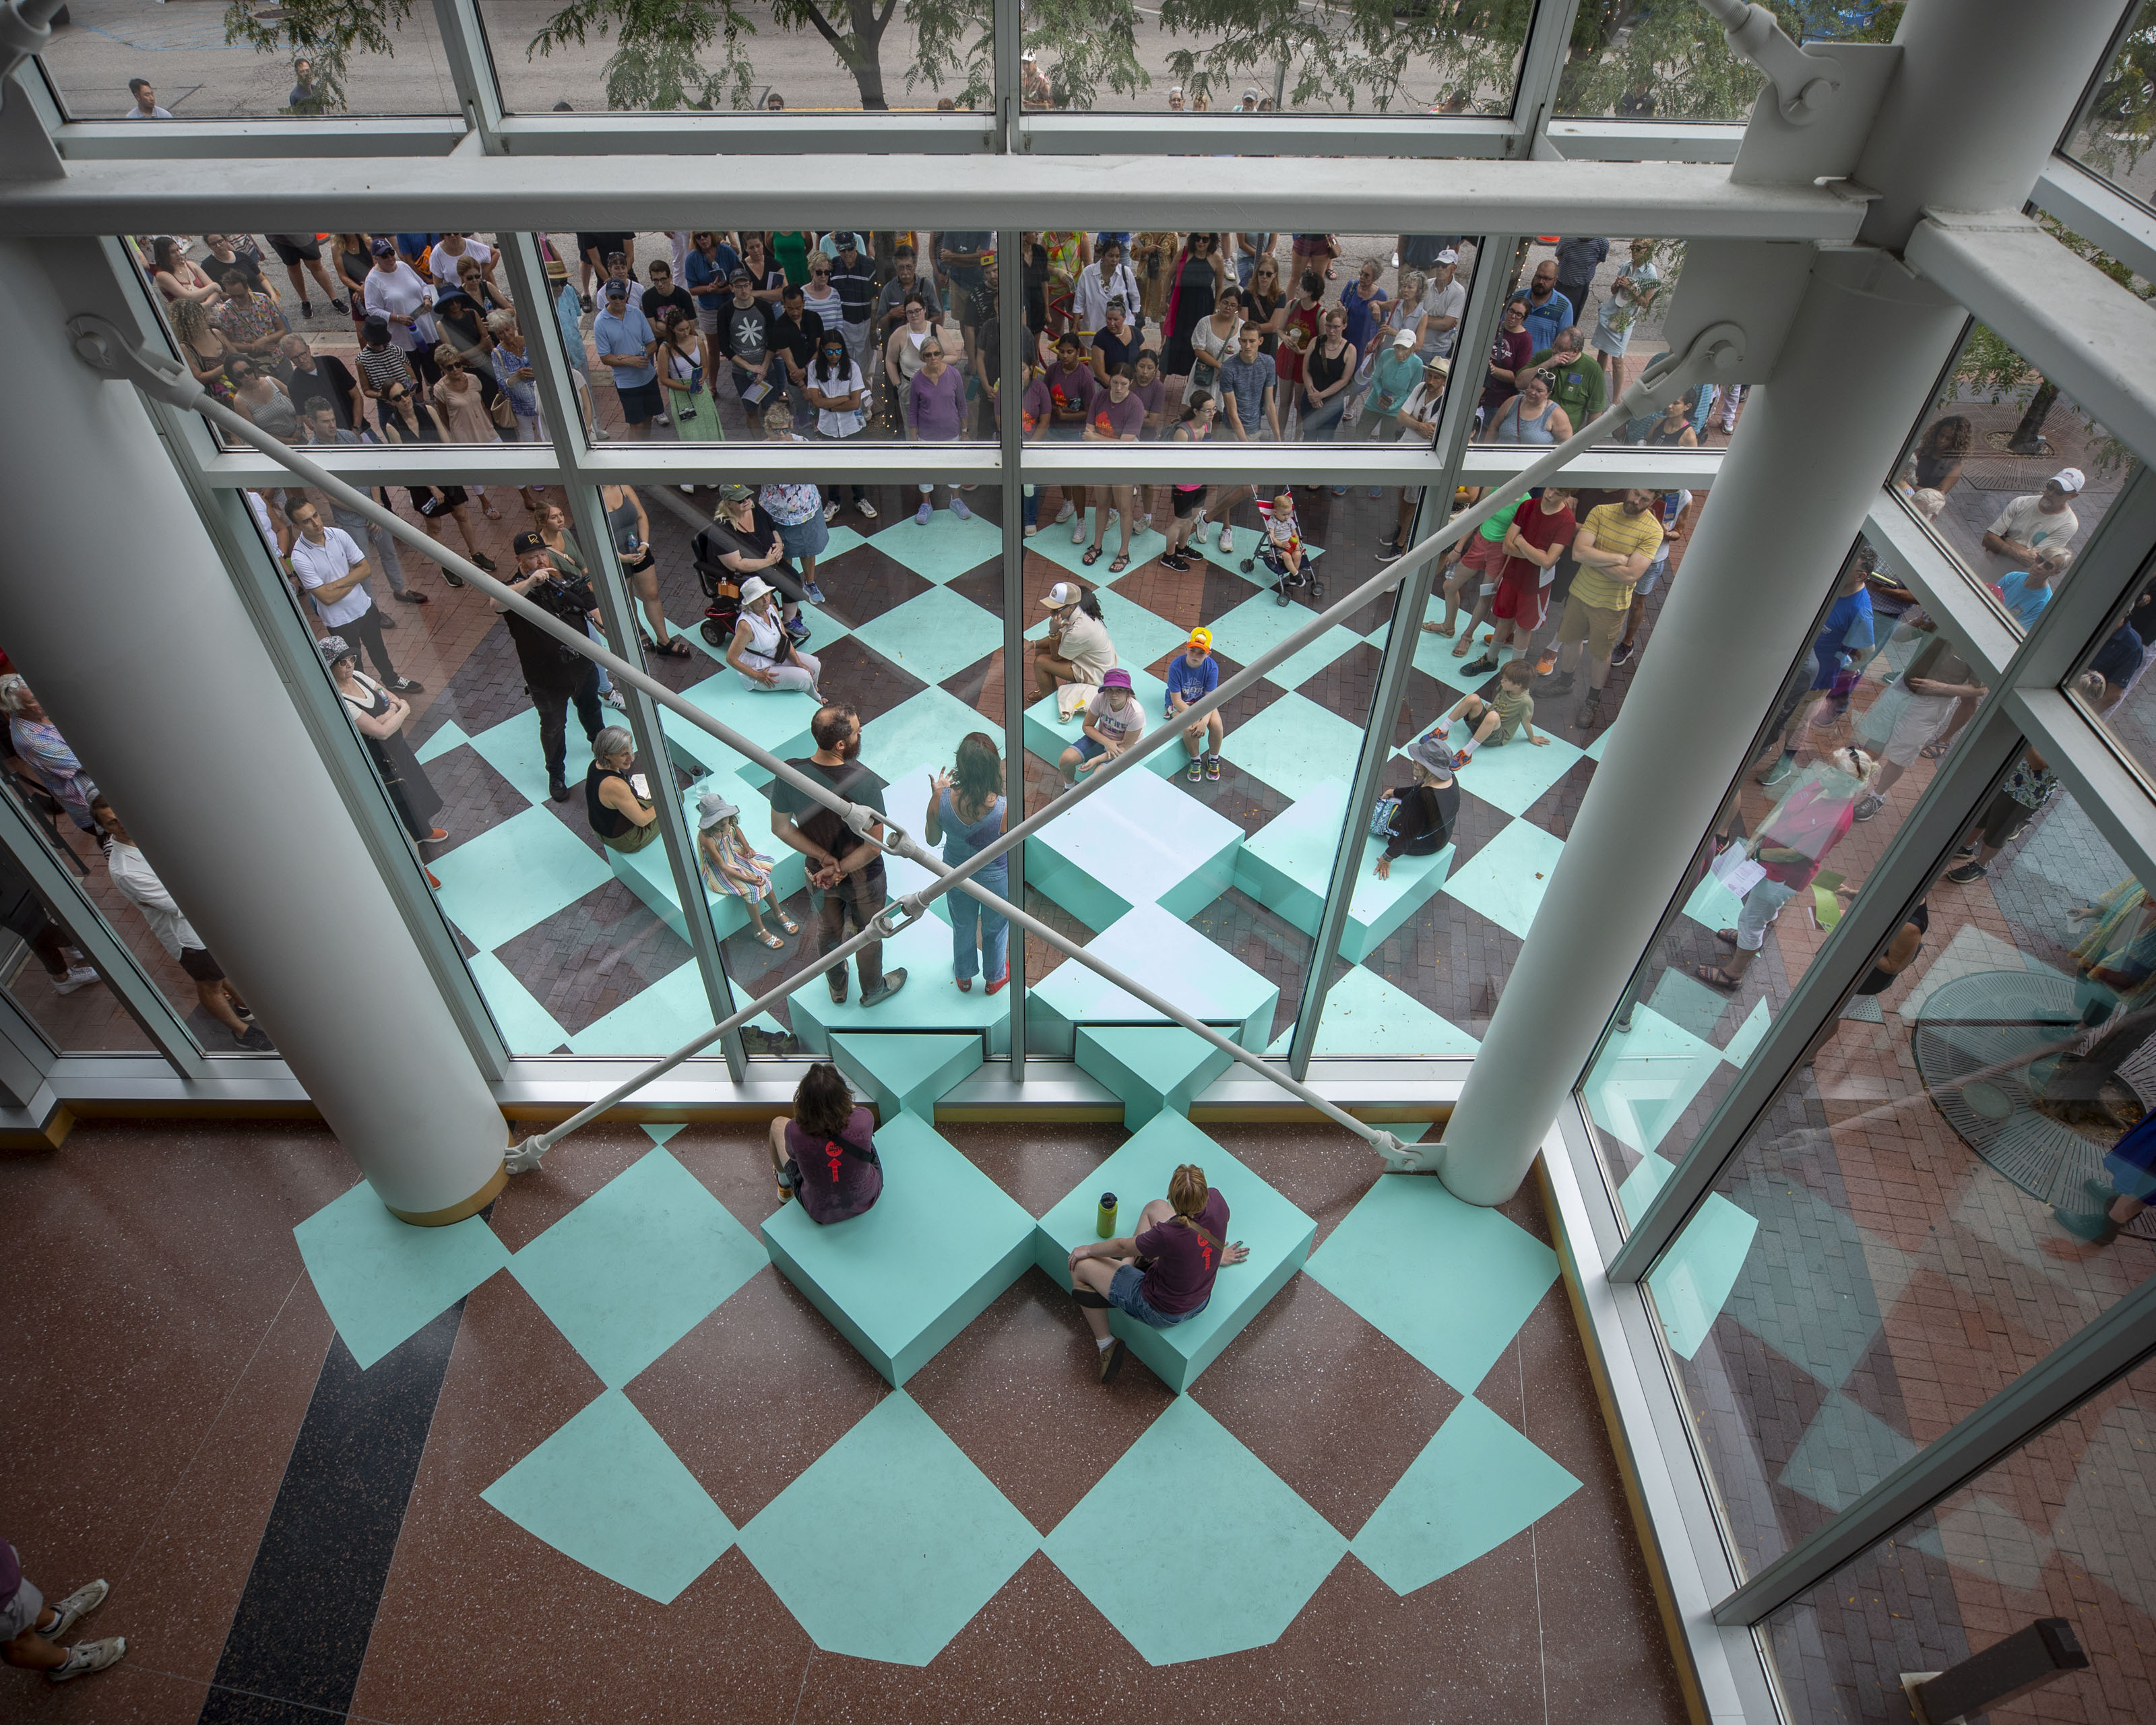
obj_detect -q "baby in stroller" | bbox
[1240,487,1321,606]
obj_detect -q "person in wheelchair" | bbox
[693,483,814,648]
[1244,486,1319,605]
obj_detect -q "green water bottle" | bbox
[1096,1191,1118,1238]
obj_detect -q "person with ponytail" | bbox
[1065,1162,1246,1381]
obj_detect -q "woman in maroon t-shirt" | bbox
[767,1063,882,1224]
[1067,1163,1246,1382]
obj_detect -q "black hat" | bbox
[512,529,547,555]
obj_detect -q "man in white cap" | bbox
[1416,249,1466,358]
[1982,468,2083,567]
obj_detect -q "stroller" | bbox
[1241,538,1324,606]
[691,525,811,650]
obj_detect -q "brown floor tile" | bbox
[1209,1121,1390,1249]
[906,1268,1174,1532]
[628,1264,890,1526]
[666,1122,794,1238]
[5,1659,214,1724]
[1191,1275,1460,1538]
[484,1124,656,1254]
[941,1120,1123,1218]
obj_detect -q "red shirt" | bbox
[1498,501,1577,590]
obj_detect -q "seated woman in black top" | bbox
[1374,734,1459,879]
[769,1062,882,1224]
[584,726,662,854]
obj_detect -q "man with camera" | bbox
[495,530,607,803]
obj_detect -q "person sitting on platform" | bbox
[1433,658,1550,767]
[1066,1162,1247,1382]
[697,791,797,949]
[1372,735,1458,880]
[767,1060,882,1223]
[1166,627,1224,782]
[585,726,662,854]
[1058,667,1144,789]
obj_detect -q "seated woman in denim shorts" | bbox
[1066,1162,1246,1382]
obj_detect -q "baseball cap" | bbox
[2051,467,2086,494]
[1392,326,1418,348]
[697,791,739,829]
[832,231,860,251]
[716,482,755,503]
[1188,627,1212,651]
[1101,668,1133,689]
[369,238,395,257]
[1435,247,1459,265]
[314,634,352,664]
[602,278,629,298]
[728,268,753,284]
[1241,86,1262,100]
[1405,736,1455,780]
[511,529,547,555]
[1042,580,1084,608]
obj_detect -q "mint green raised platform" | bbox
[830,1031,983,1120]
[1025,764,1242,932]
[1234,777,1453,963]
[1075,1026,1233,1126]
[1032,1112,1315,1391]
[787,916,1011,1056]
[605,768,808,944]
[1022,672,1180,781]
[761,1112,1035,1387]
[655,669,819,784]
[1027,904,1278,1059]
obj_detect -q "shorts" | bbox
[1108,1261,1207,1329]
[1171,485,1205,520]
[1882,691,1959,769]
[1071,734,1110,763]
[1635,551,1669,598]
[615,379,663,425]
[1490,570,1550,632]
[1459,695,1523,745]
[1556,591,1626,660]
[1734,877,1800,952]
[1978,790,2039,852]
[412,484,470,516]
[179,945,225,982]
[265,234,321,265]
[776,513,829,561]
[2,1575,44,1641]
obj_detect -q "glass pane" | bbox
[0,778,161,1056]
[2071,564,2156,788]
[1038,5,1529,116]
[1556,2,1897,123]
[38,9,460,119]
[1639,770,2156,1579]
[125,230,551,460]
[1901,326,2138,637]
[2064,0,2156,214]
[1763,1350,2156,1725]
[702,476,1015,1060]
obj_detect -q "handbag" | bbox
[1056,681,1100,722]
[487,390,516,431]
[1369,793,1401,839]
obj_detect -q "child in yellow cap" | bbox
[1166,627,1225,781]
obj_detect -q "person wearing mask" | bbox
[319,635,447,844]
[497,532,608,803]
[1372,736,1459,877]
[768,1061,882,1220]
[1065,1162,1245,1382]
[769,702,907,1008]
[924,732,1010,994]
[285,497,419,694]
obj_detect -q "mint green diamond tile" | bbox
[866,509,1003,584]
[1584,710,1624,762]
[482,1389,734,1603]
[1582,1005,1725,1158]
[789,916,1011,1057]
[509,1146,767,1388]
[1075,1026,1232,1125]
[1286,964,1479,1057]
[1647,1191,1760,1359]
[829,1030,982,1119]
[1351,1396,1581,1594]
[1440,816,1563,940]
[1407,625,1508,698]
[1679,867,1747,937]
[1046,1395,1345,1664]
[1405,718,1583,818]
[1023,759,1242,930]
[294,1181,509,1370]
[1217,692,1368,807]
[1304,1174,1558,1393]
[431,805,612,952]
[854,586,1005,685]
[466,710,598,811]
[1204,593,1364,693]
[1027,903,1277,1059]
[1021,585,1190,674]
[1779,1391,1920,1513]
[856,686,992,785]
[672,608,854,667]
[1643,965,1734,1044]
[738,1392,1038,1664]
[1187,522,1325,580]
[656,668,819,781]
[1723,996,1773,1065]
[415,718,472,765]
[469,951,571,1054]
[566,956,712,1056]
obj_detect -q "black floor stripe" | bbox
[197,1299,464,1724]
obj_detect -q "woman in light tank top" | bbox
[924,732,1009,993]
[1487,367,1572,447]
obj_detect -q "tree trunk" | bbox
[2008,379,2060,455]
[846,0,889,108]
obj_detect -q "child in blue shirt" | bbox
[1166,627,1224,782]
[1994,549,2071,631]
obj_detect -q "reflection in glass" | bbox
[2071,567,2156,796]
[1764,1352,2156,1725]
[1630,771,2156,1579]
[1556,3,1895,123]
[2064,0,2156,212]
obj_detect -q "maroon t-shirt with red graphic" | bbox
[784,1105,883,1224]
[1135,1189,1231,1315]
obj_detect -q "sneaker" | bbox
[43,1579,108,1641]
[802,581,827,604]
[1576,696,1603,730]
[1071,518,1087,544]
[951,497,972,520]
[1609,639,1636,666]
[1188,757,1204,782]
[548,775,571,803]
[1193,519,1213,546]
[232,1025,275,1052]
[824,501,840,525]
[1451,749,1471,770]
[471,553,499,573]
[1023,522,1039,537]
[1945,860,1989,884]
[1369,487,1385,499]
[654,410,671,426]
[1853,792,1884,822]
[1137,513,1152,532]
[1054,499,1076,524]
[829,973,849,1005]
[329,296,350,315]
[299,299,315,317]
[1759,753,1799,786]
[47,1637,125,1684]
[860,968,909,1008]
[376,613,398,629]
[1535,648,1558,675]
[1461,657,1500,677]
[916,501,934,526]
[579,292,594,313]
[394,589,430,604]
[51,964,99,995]
[858,499,879,520]
[388,677,424,694]
[784,615,810,641]
[1098,1337,1127,1382]
[601,689,627,710]
[1160,551,1190,572]
[1540,670,1575,697]
[425,827,449,842]
[1218,527,1233,555]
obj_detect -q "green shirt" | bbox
[1529,347,1607,429]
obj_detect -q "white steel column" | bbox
[0,239,509,1221]
[1432,0,2110,1207]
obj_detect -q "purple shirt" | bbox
[784,1106,883,1224]
[1088,391,1145,441]
[908,365,968,442]
[1136,1189,1231,1315]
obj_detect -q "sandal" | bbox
[1451,634,1476,658]
[1688,962,1742,993]
[1109,555,1129,574]
[481,502,503,521]
[1920,739,1951,759]
[655,636,692,658]
[755,929,785,949]
[1714,929,1738,945]
[1423,620,1456,636]
[775,910,799,935]
[1081,545,1104,566]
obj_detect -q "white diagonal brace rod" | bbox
[70,313,1742,1167]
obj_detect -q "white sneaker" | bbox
[44,1579,107,1640]
[1137,513,1152,533]
[823,501,840,525]
[678,484,695,495]
[858,499,879,520]
[47,1637,125,1684]
[1193,516,1212,545]
[52,965,98,995]
[1054,500,1076,524]
[1218,526,1234,555]
[601,689,627,709]
[1071,517,1087,543]
[1023,522,1039,537]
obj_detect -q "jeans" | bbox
[585,617,613,695]
[1299,393,1348,441]
[1023,483,1040,528]
[531,664,604,782]
[950,867,1009,982]
[815,865,887,996]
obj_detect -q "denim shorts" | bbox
[776,513,829,561]
[1109,1262,1207,1329]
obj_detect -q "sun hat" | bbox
[1042,580,1084,608]
[1188,627,1212,651]
[314,634,352,665]
[1405,735,1455,780]
[697,792,738,828]
[738,575,776,606]
[1100,668,1133,689]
